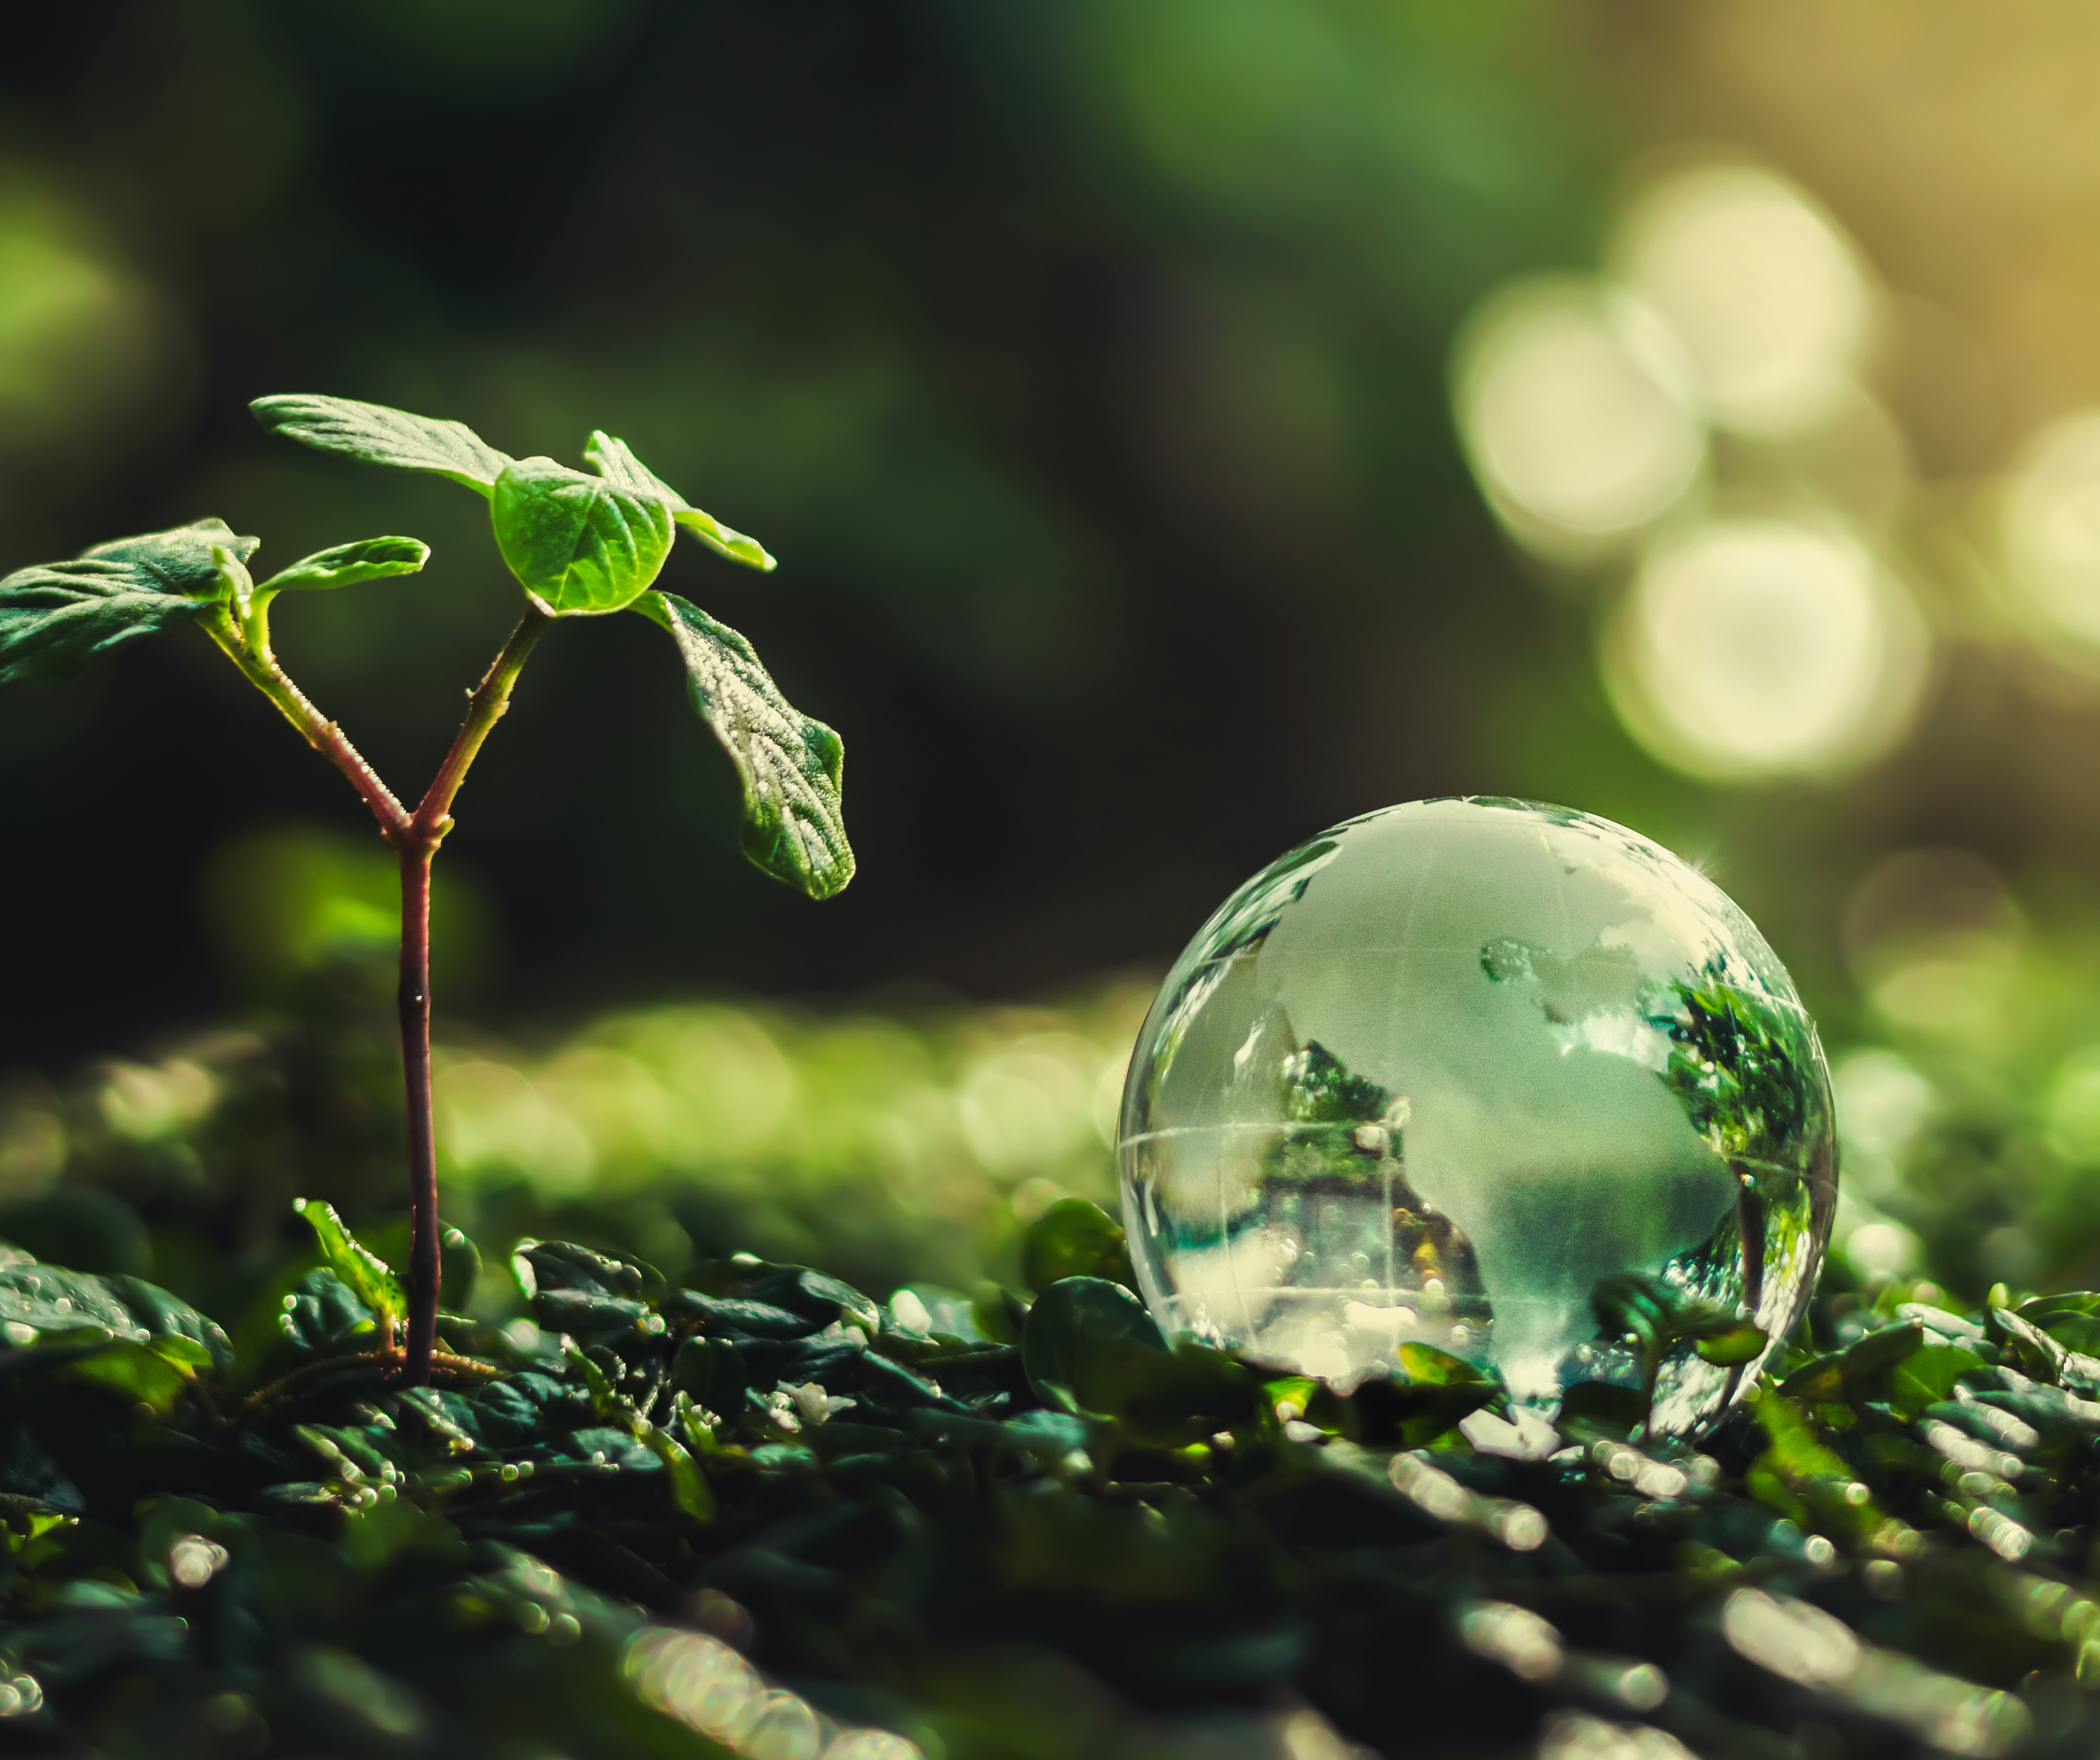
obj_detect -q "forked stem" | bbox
[206,602,551,1387]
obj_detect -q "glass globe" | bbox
[1118,798,1836,1436]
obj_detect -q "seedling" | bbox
[0,395,853,1383]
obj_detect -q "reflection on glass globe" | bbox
[1118,798,1836,1436]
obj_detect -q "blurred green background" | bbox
[11,0,2100,1314]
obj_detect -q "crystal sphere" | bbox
[1118,798,1836,1435]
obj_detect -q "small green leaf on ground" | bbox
[1021,1199,1136,1296]
[1021,1276,1167,1417]
[1397,1342,1489,1386]
[252,394,515,494]
[633,590,853,900]
[1695,1321,1769,1366]
[293,1198,406,1331]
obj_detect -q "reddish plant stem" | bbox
[207,601,550,1388]
[396,609,550,1384]
[203,610,409,838]
[399,844,440,1381]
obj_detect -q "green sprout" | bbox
[0,395,853,1383]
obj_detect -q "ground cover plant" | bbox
[0,400,852,1384]
[0,1189,2095,1760]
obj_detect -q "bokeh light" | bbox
[2004,410,2100,647]
[1842,848,2024,1040]
[1452,279,1703,560]
[0,174,179,455]
[1605,519,1928,780]
[1613,165,1873,440]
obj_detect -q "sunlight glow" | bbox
[1615,166,1872,439]
[1452,279,1703,559]
[1606,520,1927,780]
[2004,410,2100,645]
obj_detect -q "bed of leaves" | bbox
[3,1198,2100,1760]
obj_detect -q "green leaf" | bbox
[638,1423,716,1523]
[633,590,853,900]
[81,519,260,597]
[1694,1322,1769,1366]
[438,1226,481,1314]
[583,431,775,572]
[512,1239,660,1335]
[1022,1200,1138,1296]
[251,394,514,496]
[277,1268,378,1358]
[1886,1343,1988,1421]
[0,1259,233,1370]
[1021,1277,1168,1418]
[0,519,258,685]
[1396,1342,1489,1386]
[292,1199,405,1331]
[62,1337,194,1411]
[254,536,430,596]
[672,1335,751,1415]
[491,457,676,615]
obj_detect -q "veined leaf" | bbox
[0,518,259,685]
[293,1198,406,1331]
[251,394,515,496]
[491,457,675,615]
[583,431,775,572]
[633,590,853,900]
[580,431,683,501]
[83,519,259,597]
[255,536,430,596]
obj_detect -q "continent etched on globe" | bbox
[1117,797,1836,1435]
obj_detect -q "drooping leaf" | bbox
[1022,1199,1138,1296]
[292,1198,405,1331]
[0,519,258,685]
[633,590,853,900]
[254,536,431,596]
[251,394,514,495]
[490,457,677,615]
[582,431,776,572]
